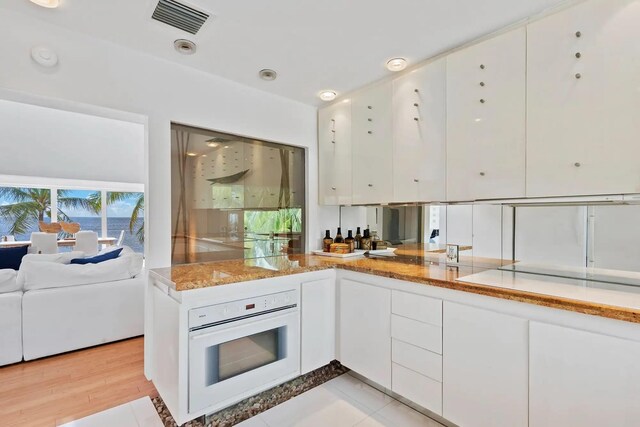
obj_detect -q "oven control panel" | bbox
[188,289,299,329]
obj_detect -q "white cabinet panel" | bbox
[351,82,393,205]
[443,302,528,427]
[391,315,442,355]
[392,59,446,202]
[392,339,442,382]
[527,0,640,197]
[392,290,442,326]
[530,322,640,427]
[300,278,335,374]
[446,27,526,201]
[392,363,442,415]
[338,279,391,388]
[318,101,352,205]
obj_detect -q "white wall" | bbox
[0,8,331,268]
[0,99,144,184]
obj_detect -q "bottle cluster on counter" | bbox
[323,226,387,253]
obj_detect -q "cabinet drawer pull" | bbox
[367,105,373,109]
[574,162,581,167]
[368,118,372,122]
[413,103,419,107]
[414,89,419,93]
[575,52,582,59]
[331,187,336,190]
[575,31,582,38]
[367,131,373,134]
[331,140,335,144]
[413,179,419,183]
[480,64,485,70]
[479,81,485,87]
[414,117,419,121]
[480,98,486,103]
[368,184,373,187]
[575,73,582,79]
[479,172,486,176]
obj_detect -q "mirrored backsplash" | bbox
[340,202,640,285]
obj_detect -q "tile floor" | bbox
[236,373,444,427]
[59,396,163,427]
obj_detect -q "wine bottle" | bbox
[323,230,333,252]
[354,227,362,249]
[344,230,355,253]
[360,229,372,250]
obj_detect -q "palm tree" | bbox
[0,188,99,236]
[104,192,144,244]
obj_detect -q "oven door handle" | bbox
[188,309,298,342]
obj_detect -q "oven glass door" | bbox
[189,310,299,414]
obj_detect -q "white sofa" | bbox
[0,269,22,366]
[0,247,145,365]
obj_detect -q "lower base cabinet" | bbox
[338,279,391,389]
[300,278,335,374]
[530,322,640,427]
[442,302,529,427]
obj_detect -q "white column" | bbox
[101,190,108,238]
[50,187,58,222]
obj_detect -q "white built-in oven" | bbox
[188,290,300,413]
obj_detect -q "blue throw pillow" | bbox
[70,248,123,265]
[0,245,29,270]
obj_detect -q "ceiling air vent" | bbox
[152,0,209,35]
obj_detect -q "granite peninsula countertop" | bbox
[150,253,640,324]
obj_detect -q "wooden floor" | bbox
[0,337,157,427]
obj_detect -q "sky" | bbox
[0,188,141,218]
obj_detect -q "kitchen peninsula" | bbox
[146,251,640,426]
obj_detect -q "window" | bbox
[171,124,305,264]
[0,187,52,240]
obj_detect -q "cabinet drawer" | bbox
[392,339,442,382]
[392,290,442,326]
[393,363,442,415]
[391,314,442,354]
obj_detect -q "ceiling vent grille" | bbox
[152,0,209,35]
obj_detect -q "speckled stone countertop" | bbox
[150,253,640,324]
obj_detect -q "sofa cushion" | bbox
[0,269,19,293]
[22,256,134,291]
[0,246,28,270]
[70,248,122,265]
[16,251,85,288]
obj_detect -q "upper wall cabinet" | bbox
[392,58,447,203]
[318,100,352,205]
[527,0,640,197]
[446,27,526,201]
[351,81,394,205]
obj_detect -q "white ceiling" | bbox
[3,0,569,105]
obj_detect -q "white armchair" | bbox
[30,232,58,254]
[73,231,98,256]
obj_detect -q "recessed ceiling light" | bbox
[207,141,219,148]
[187,152,197,156]
[29,0,59,8]
[386,57,408,72]
[318,90,337,102]
[259,69,277,81]
[174,39,197,55]
[224,145,230,149]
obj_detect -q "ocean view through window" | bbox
[0,186,144,254]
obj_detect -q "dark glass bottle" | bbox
[344,230,355,253]
[323,230,333,252]
[360,229,372,250]
[354,227,362,249]
[334,227,344,243]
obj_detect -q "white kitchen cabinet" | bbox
[527,0,640,197]
[351,81,393,205]
[443,302,528,427]
[446,27,526,201]
[318,101,352,205]
[300,278,335,374]
[338,278,391,388]
[530,322,640,427]
[392,58,446,202]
